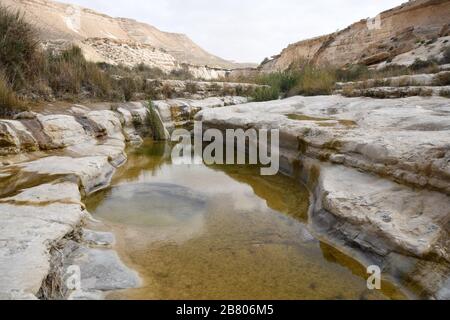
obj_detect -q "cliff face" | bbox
[0,0,252,77]
[262,0,450,72]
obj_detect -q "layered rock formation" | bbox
[145,79,266,100]
[260,0,450,72]
[196,95,450,299]
[1,0,254,79]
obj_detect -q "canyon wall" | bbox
[261,0,450,72]
[1,0,255,79]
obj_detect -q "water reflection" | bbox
[86,140,405,300]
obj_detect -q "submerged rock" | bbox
[82,229,115,248]
[63,241,141,293]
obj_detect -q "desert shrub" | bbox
[255,71,299,94]
[185,81,199,94]
[289,65,336,96]
[251,86,280,102]
[336,64,370,82]
[234,85,244,96]
[234,85,253,96]
[207,83,221,93]
[135,63,166,79]
[341,85,358,97]
[375,64,411,78]
[434,72,450,86]
[246,64,336,98]
[169,67,194,80]
[0,5,41,89]
[142,80,159,100]
[84,62,113,97]
[409,58,439,73]
[46,45,113,99]
[0,72,24,117]
[221,84,236,96]
[118,77,139,101]
[161,83,175,99]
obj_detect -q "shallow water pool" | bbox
[86,140,405,300]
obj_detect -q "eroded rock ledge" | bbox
[0,96,248,299]
[197,95,450,299]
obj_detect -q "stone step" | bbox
[335,85,450,98]
[336,71,450,90]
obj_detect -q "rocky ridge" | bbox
[1,0,255,79]
[259,0,450,72]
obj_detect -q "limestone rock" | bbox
[82,229,115,248]
[19,156,116,195]
[0,182,86,297]
[260,1,450,71]
[197,94,450,297]
[63,242,141,292]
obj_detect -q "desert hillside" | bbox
[260,0,450,72]
[0,0,252,72]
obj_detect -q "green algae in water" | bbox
[85,140,406,300]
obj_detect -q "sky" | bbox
[65,0,406,64]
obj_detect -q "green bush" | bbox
[255,71,299,94]
[289,65,336,96]
[0,5,41,89]
[251,86,280,102]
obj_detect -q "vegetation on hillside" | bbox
[1,4,448,115]
[234,52,449,101]
[0,5,201,117]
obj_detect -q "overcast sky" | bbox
[65,0,406,63]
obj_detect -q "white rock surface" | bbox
[0,96,248,299]
[0,182,86,298]
[197,95,450,297]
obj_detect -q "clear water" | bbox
[85,140,406,300]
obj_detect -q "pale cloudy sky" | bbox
[65,0,406,63]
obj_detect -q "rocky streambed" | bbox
[0,96,247,299]
[197,95,450,299]
[0,94,449,299]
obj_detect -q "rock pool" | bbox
[86,140,405,300]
